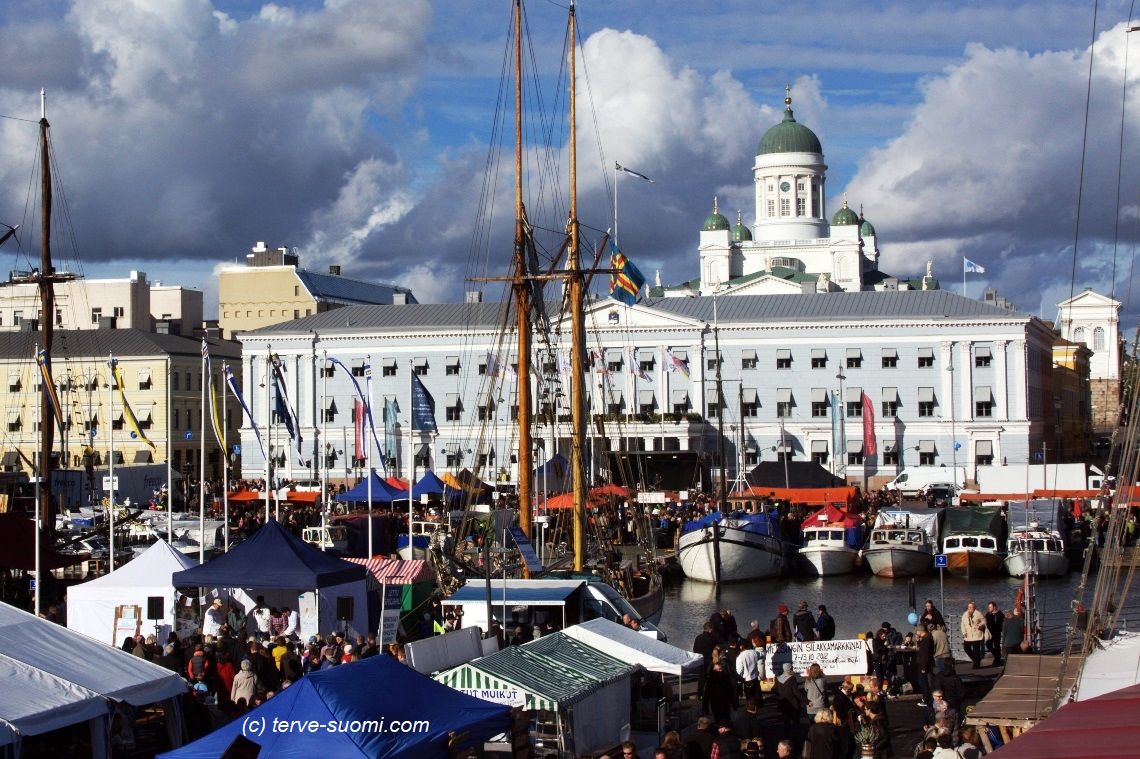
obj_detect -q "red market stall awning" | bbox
[734,486,857,506]
[282,491,319,503]
[803,504,861,528]
[990,682,1140,758]
[227,490,263,502]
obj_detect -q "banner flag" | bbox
[110,359,156,450]
[225,364,265,460]
[36,349,65,435]
[862,392,877,456]
[411,373,438,432]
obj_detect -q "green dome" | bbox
[731,211,752,242]
[860,216,876,237]
[757,90,822,156]
[702,197,730,231]
[831,199,859,226]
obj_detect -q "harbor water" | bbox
[656,570,1139,655]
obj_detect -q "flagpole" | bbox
[963,257,966,299]
[614,162,619,246]
[199,342,206,565]
[108,354,116,571]
[407,358,414,551]
[365,354,373,558]
[166,356,172,542]
[221,363,230,552]
[320,351,328,552]
[264,347,271,523]
[33,343,40,616]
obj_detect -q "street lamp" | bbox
[835,370,847,482]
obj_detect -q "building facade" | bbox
[217,242,417,338]
[0,270,202,337]
[1057,289,1122,439]
[0,330,241,503]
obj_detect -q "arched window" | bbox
[1073,326,1087,346]
[1093,326,1106,351]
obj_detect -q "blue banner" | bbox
[507,526,543,574]
[411,373,438,432]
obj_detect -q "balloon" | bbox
[907,612,919,625]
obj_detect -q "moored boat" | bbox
[1004,529,1068,577]
[797,504,864,577]
[676,511,784,583]
[942,506,1004,578]
[863,509,939,578]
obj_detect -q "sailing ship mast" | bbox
[567,0,587,571]
[37,90,57,534]
[512,0,534,545]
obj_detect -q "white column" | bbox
[994,340,1009,421]
[959,342,974,421]
[940,341,954,421]
[1011,340,1027,420]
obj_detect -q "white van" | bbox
[885,467,966,499]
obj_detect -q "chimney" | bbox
[465,290,483,304]
[392,292,408,305]
[329,265,341,276]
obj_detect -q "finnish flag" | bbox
[964,257,986,274]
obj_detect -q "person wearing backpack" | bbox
[186,644,211,682]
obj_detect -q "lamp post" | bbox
[709,276,727,510]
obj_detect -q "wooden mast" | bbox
[513,0,533,542]
[567,1,586,571]
[38,89,56,531]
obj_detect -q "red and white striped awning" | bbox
[343,557,434,586]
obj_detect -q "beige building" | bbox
[1051,336,1093,461]
[218,242,415,339]
[0,330,241,506]
[0,270,202,337]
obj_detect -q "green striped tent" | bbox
[435,632,636,711]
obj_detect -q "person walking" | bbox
[960,602,986,669]
[792,601,817,642]
[734,637,761,702]
[815,605,836,641]
[984,601,1004,667]
[774,663,806,750]
[1003,607,1026,658]
[803,662,828,719]
[920,600,946,630]
[914,625,935,711]
[230,659,259,706]
[770,604,793,643]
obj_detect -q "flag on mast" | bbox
[665,348,690,379]
[269,354,304,465]
[109,358,156,450]
[615,162,654,182]
[609,241,646,305]
[353,399,364,462]
[36,349,65,435]
[328,356,386,472]
[410,373,437,432]
[862,391,877,456]
[963,258,986,274]
[224,364,264,460]
[202,341,226,449]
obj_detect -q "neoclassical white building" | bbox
[1058,289,1122,437]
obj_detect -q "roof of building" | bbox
[0,330,239,361]
[831,200,860,226]
[860,215,876,237]
[251,289,1029,339]
[731,214,753,242]
[295,270,416,305]
[757,92,822,156]
[701,197,731,231]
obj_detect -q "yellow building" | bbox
[218,242,415,339]
[1051,336,1093,462]
[0,330,241,507]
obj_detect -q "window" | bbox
[775,350,792,370]
[881,349,897,368]
[707,353,721,372]
[351,362,366,377]
[811,394,828,418]
[917,348,934,368]
[321,363,334,378]
[12,311,22,326]
[1093,327,1106,351]
[882,399,899,418]
[976,440,994,466]
[741,389,758,417]
[382,363,396,377]
[975,346,992,367]
[975,386,993,418]
[920,450,935,466]
[767,200,775,217]
[638,391,655,415]
[413,358,428,376]
[607,397,624,416]
[796,197,805,216]
[1073,326,1086,345]
[883,448,899,466]
[918,387,936,417]
[172,373,180,391]
[672,391,690,415]
[446,395,463,422]
[797,181,805,192]
[745,448,759,466]
[54,308,61,326]
[846,349,862,369]
[812,449,828,466]
[478,403,494,422]
[608,358,623,373]
[7,416,19,433]
[323,400,337,423]
[776,389,793,418]
[7,376,19,392]
[707,390,722,419]
[767,184,774,193]
[478,362,488,376]
[172,409,180,429]
[780,198,790,216]
[811,350,827,369]
[446,357,460,376]
[293,310,300,320]
[848,448,864,465]
[113,306,124,318]
[847,400,862,417]
[741,351,757,370]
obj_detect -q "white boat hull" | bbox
[798,545,859,577]
[864,546,931,578]
[1004,551,1069,577]
[676,524,784,583]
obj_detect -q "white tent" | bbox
[561,618,705,677]
[67,540,197,645]
[0,601,187,757]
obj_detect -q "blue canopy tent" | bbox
[532,453,570,493]
[413,470,462,500]
[170,520,370,638]
[336,470,410,504]
[159,655,511,759]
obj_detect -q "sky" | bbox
[2,0,1140,325]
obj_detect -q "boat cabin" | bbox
[1008,535,1063,553]
[944,535,1000,552]
[443,579,664,641]
[301,525,349,552]
[803,527,849,546]
[869,528,929,547]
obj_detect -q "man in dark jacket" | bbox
[694,622,718,668]
[815,605,836,641]
[769,604,793,643]
[710,720,744,759]
[686,715,715,759]
[792,602,817,642]
[984,601,1005,666]
[915,625,935,711]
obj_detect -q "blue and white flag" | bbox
[963,258,986,274]
[411,373,438,432]
[224,364,265,460]
[270,354,304,465]
[615,162,654,183]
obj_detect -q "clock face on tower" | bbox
[780,181,791,192]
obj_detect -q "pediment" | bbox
[563,297,707,331]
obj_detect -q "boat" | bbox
[942,505,1004,578]
[863,509,939,578]
[797,504,864,577]
[676,510,784,583]
[1004,528,1068,577]
[302,524,350,553]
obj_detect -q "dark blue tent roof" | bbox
[170,520,366,589]
[412,470,447,497]
[336,470,409,504]
[532,453,570,492]
[159,654,510,759]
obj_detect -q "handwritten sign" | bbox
[762,638,870,678]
